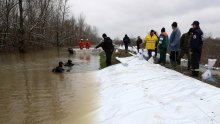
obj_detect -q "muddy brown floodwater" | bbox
[0,48,101,124]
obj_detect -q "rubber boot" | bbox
[187,66,191,71]
[192,71,199,77]
[170,60,176,70]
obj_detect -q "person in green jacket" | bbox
[158,27,169,65]
[178,28,193,70]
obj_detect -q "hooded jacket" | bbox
[158,32,169,49]
[169,27,181,51]
[144,34,158,50]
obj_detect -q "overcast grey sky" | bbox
[69,0,220,39]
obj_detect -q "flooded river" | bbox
[0,48,101,124]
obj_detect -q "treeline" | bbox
[0,0,100,52]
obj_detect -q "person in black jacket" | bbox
[95,33,114,66]
[52,61,64,73]
[64,60,74,67]
[136,36,142,53]
[123,34,130,52]
[68,48,74,54]
[190,21,203,77]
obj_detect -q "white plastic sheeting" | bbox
[202,59,217,80]
[97,56,220,124]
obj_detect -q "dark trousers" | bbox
[159,48,167,64]
[155,48,158,57]
[170,51,179,66]
[191,49,201,71]
[125,44,129,51]
[148,50,154,58]
[105,51,113,66]
[179,49,191,69]
[137,45,140,53]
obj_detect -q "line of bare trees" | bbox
[0,0,100,53]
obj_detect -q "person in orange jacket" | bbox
[79,39,84,50]
[85,39,91,49]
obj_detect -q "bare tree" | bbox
[0,0,100,52]
[18,0,25,52]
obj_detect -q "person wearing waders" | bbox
[190,21,203,77]
[86,39,91,49]
[52,62,65,73]
[95,33,114,66]
[79,39,84,50]
[144,30,158,58]
[136,36,142,53]
[178,28,193,70]
[169,22,181,69]
[123,34,130,52]
[158,27,169,65]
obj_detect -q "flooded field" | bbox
[0,48,101,124]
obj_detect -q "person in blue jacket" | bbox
[190,21,203,77]
[169,22,181,69]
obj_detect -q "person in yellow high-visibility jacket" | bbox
[144,30,158,58]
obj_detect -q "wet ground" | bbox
[0,48,101,124]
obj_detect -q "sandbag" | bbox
[208,59,217,69]
[202,70,212,80]
[148,57,154,64]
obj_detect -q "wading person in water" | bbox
[52,61,64,73]
[85,39,91,49]
[64,60,74,67]
[79,39,84,50]
[95,33,114,66]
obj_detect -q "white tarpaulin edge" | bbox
[97,56,220,124]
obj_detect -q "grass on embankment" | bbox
[99,49,132,69]
[153,56,220,88]
[172,65,220,88]
[99,50,220,88]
